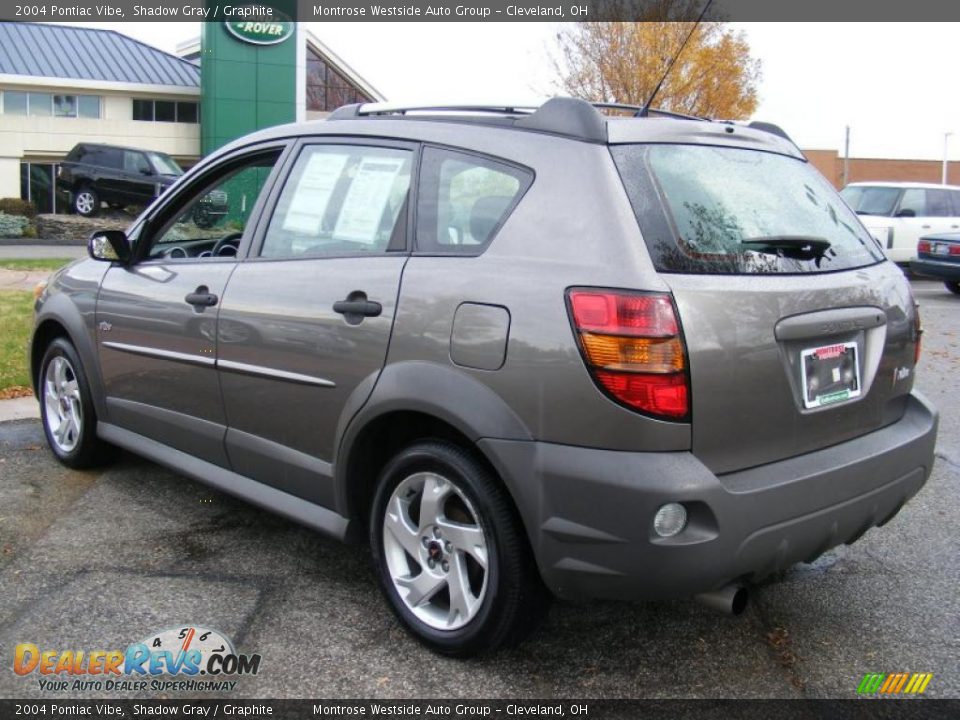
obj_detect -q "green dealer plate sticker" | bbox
[800,341,862,409]
[225,11,294,46]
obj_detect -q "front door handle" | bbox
[185,285,218,308]
[333,292,382,325]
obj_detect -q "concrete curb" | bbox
[0,396,40,422]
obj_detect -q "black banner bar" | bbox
[2,699,960,720]
[4,0,960,23]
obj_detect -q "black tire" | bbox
[945,281,960,296]
[73,186,99,217]
[370,440,550,657]
[38,338,117,469]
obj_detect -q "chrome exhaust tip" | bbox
[695,584,749,615]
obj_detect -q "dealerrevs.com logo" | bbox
[13,626,261,693]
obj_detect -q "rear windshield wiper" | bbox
[740,235,832,259]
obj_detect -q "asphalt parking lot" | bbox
[0,278,957,700]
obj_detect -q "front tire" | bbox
[945,281,960,295]
[370,441,549,657]
[39,338,116,469]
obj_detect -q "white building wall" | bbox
[0,80,201,169]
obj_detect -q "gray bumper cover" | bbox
[480,391,938,601]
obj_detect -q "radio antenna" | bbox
[637,0,715,117]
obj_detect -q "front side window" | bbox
[840,185,901,217]
[123,151,151,175]
[261,144,412,258]
[613,144,884,275]
[898,188,927,217]
[147,151,282,261]
[416,148,531,254]
[148,153,183,177]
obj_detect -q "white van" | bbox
[840,182,960,264]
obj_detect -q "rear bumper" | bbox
[912,257,960,281]
[480,391,938,601]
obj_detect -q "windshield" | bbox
[611,144,885,275]
[148,152,183,176]
[839,185,901,217]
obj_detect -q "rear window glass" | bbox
[612,144,885,275]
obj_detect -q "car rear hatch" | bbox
[611,142,920,474]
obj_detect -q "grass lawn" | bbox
[0,258,72,272]
[0,289,35,397]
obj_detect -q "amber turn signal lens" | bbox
[580,333,685,373]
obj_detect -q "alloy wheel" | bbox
[75,192,95,215]
[43,355,82,453]
[382,471,489,630]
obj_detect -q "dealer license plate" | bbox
[800,341,862,409]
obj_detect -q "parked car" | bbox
[840,181,960,265]
[32,99,937,656]
[56,143,228,226]
[914,232,960,294]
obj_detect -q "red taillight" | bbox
[567,289,690,419]
[950,244,960,256]
[918,240,931,254]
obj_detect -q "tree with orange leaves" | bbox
[554,22,762,120]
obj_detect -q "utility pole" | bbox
[943,132,953,185]
[842,126,850,187]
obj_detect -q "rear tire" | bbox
[945,281,960,295]
[73,186,99,217]
[369,440,550,657]
[38,338,117,469]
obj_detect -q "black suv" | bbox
[57,143,227,226]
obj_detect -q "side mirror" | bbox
[896,208,916,218]
[88,230,131,264]
[140,167,153,176]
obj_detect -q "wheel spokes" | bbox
[436,518,488,569]
[446,553,479,625]
[384,496,423,560]
[417,473,451,530]
[396,570,446,608]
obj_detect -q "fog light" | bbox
[653,503,687,537]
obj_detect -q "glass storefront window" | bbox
[155,100,176,122]
[28,93,52,116]
[4,91,28,115]
[54,95,77,117]
[78,95,101,118]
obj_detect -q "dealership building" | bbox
[0,21,383,213]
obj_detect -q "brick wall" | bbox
[803,148,960,188]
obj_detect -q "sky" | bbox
[63,21,960,161]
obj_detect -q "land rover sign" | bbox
[225,12,294,46]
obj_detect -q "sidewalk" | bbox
[0,244,86,259]
[0,396,39,421]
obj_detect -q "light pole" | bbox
[944,132,953,185]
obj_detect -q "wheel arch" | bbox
[31,297,107,418]
[334,361,534,539]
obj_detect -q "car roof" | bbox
[75,142,170,155]
[207,97,804,163]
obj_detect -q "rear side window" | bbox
[925,189,953,217]
[612,144,884,275]
[416,148,532,254]
[840,185,901,216]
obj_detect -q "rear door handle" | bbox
[333,292,382,324]
[185,285,218,308]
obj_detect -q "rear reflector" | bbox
[568,289,689,419]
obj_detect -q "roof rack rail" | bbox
[327,97,608,142]
[326,98,794,146]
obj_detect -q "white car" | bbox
[840,182,960,264]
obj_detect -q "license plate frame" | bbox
[799,341,862,409]
[935,243,950,255]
